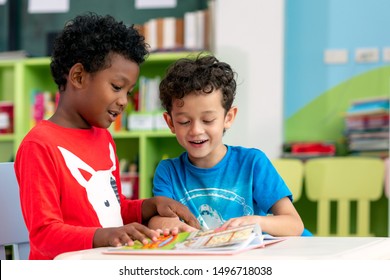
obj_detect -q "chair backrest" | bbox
[0,162,30,259]
[272,158,304,202]
[305,157,384,237]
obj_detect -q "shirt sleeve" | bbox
[120,197,144,224]
[152,160,175,199]
[252,151,292,214]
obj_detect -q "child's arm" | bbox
[141,196,201,229]
[221,197,304,236]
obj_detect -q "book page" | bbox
[176,224,261,250]
[103,224,281,256]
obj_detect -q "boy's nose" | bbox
[190,121,204,135]
[116,92,128,107]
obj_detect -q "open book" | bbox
[103,224,283,256]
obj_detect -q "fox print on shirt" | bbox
[58,143,123,227]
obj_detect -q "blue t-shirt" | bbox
[153,145,292,230]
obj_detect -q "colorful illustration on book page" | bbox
[180,225,257,249]
[123,232,191,250]
[204,227,253,247]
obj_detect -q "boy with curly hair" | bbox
[149,54,306,236]
[14,13,198,260]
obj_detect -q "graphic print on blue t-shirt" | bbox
[179,188,254,229]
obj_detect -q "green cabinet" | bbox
[0,60,19,162]
[0,52,199,198]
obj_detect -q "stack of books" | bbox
[137,8,211,52]
[110,76,168,132]
[30,90,59,128]
[344,97,389,158]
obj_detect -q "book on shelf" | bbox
[156,17,184,51]
[141,8,210,53]
[143,16,187,52]
[349,150,389,159]
[348,138,389,151]
[108,75,168,132]
[103,224,282,256]
[143,18,158,52]
[0,101,14,134]
[347,129,389,140]
[119,158,139,200]
[30,90,59,128]
[127,112,154,131]
[351,96,389,106]
[141,76,161,113]
[346,97,389,116]
[184,9,209,51]
[344,112,389,130]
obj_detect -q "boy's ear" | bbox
[224,106,237,130]
[163,112,175,133]
[69,63,85,88]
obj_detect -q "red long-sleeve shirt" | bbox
[14,120,143,259]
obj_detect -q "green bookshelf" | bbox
[0,52,199,198]
[0,60,17,161]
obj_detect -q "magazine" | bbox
[103,224,283,256]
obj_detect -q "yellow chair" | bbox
[272,158,313,236]
[272,158,304,202]
[305,157,384,237]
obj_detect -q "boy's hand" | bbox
[148,216,198,233]
[142,196,200,229]
[220,216,262,231]
[93,223,160,248]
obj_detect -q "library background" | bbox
[0,0,389,246]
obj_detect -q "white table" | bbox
[55,236,390,260]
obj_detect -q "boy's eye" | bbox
[178,121,190,125]
[112,84,122,91]
[203,119,215,124]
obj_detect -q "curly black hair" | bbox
[159,54,237,114]
[50,12,149,91]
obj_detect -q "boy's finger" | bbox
[173,206,200,229]
[125,223,159,243]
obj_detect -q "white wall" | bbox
[213,0,284,159]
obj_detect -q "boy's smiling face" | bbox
[164,89,237,168]
[79,54,139,129]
